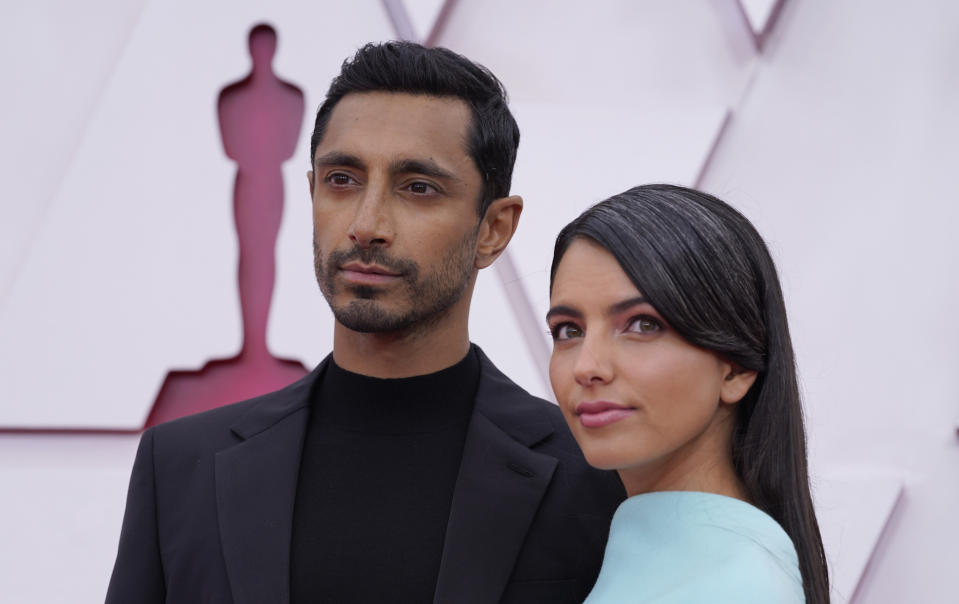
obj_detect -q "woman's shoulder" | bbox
[615,491,800,560]
[585,491,804,603]
[676,531,804,603]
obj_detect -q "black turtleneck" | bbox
[290,348,480,603]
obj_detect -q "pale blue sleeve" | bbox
[653,542,804,604]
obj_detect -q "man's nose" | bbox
[348,185,393,248]
[572,335,615,387]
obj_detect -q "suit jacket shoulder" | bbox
[107,362,326,604]
[149,360,323,451]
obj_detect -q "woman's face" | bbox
[547,239,754,496]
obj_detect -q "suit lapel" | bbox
[211,350,556,604]
[214,361,326,604]
[433,349,558,604]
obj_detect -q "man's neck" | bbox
[331,312,471,379]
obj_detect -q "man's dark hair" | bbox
[310,41,520,215]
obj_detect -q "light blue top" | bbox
[583,491,804,603]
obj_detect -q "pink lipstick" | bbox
[575,401,635,428]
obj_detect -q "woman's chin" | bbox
[580,447,631,473]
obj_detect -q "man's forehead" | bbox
[327,93,469,138]
[316,92,476,171]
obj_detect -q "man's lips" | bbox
[574,401,635,428]
[339,262,402,285]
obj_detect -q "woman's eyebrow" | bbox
[546,305,582,322]
[547,297,649,322]
[608,296,649,315]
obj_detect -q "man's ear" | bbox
[475,195,523,269]
[307,170,315,197]
[719,363,758,405]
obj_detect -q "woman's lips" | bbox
[575,401,635,428]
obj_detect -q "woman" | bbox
[547,184,829,603]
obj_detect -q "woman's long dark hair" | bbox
[550,184,829,603]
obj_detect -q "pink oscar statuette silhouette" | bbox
[146,24,308,427]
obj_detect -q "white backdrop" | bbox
[1,0,956,601]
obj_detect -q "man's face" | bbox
[309,92,484,335]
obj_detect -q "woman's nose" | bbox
[572,336,614,387]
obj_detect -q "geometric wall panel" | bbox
[735,0,787,47]
[0,434,139,603]
[814,470,904,604]
[0,0,149,303]
[384,0,454,45]
[3,1,957,602]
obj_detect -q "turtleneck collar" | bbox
[311,346,480,434]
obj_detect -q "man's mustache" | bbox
[326,246,418,276]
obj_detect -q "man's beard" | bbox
[313,233,476,335]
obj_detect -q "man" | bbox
[107,42,624,604]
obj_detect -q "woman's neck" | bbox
[617,408,749,502]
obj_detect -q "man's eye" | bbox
[627,315,663,334]
[551,323,584,341]
[407,181,436,195]
[326,172,354,186]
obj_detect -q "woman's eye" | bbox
[551,323,584,341]
[627,315,662,334]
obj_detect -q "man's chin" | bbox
[332,299,410,334]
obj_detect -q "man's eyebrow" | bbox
[314,152,365,170]
[390,158,457,181]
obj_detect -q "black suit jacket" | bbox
[106,347,625,603]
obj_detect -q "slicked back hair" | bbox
[310,41,520,215]
[550,184,830,604]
